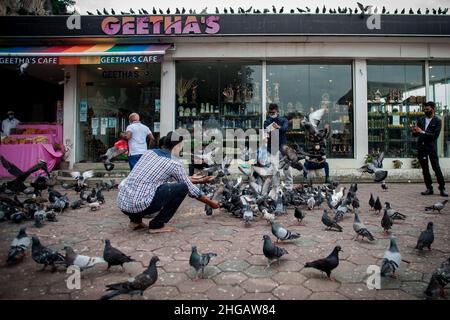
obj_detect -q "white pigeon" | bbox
[263,209,275,224]
[307,196,315,210]
[64,246,106,271]
[70,170,94,187]
[332,187,345,204]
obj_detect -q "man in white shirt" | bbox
[122,113,154,170]
[1,111,20,136]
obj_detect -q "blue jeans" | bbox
[123,183,189,229]
[303,161,330,179]
[128,154,143,170]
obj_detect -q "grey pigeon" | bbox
[381,236,402,278]
[7,227,30,265]
[385,202,406,220]
[262,235,288,268]
[100,256,159,300]
[424,257,450,299]
[31,236,65,271]
[305,246,342,280]
[64,246,106,271]
[103,239,135,270]
[381,209,393,234]
[415,222,434,251]
[381,181,388,191]
[321,210,343,232]
[189,246,217,279]
[353,212,375,241]
[270,221,300,242]
[359,152,388,182]
[425,200,448,213]
[33,210,46,228]
[70,199,84,210]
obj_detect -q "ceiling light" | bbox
[134,66,139,70]
[97,67,103,70]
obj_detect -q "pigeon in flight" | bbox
[262,235,288,268]
[1,156,49,193]
[103,239,135,270]
[70,170,94,188]
[100,256,159,300]
[415,222,434,251]
[189,246,217,279]
[381,236,402,278]
[64,246,106,271]
[270,221,300,242]
[7,227,30,265]
[353,212,375,241]
[425,200,448,213]
[321,209,343,232]
[305,246,343,281]
[301,107,328,142]
[359,152,388,182]
[424,257,450,299]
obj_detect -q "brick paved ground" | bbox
[0,183,449,300]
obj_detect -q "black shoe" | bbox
[440,189,449,197]
[421,189,434,195]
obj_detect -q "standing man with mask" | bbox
[122,113,154,170]
[411,101,447,197]
[263,103,293,189]
[1,111,20,136]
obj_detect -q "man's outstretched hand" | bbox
[190,173,215,184]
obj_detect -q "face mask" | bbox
[270,114,278,119]
[424,110,433,117]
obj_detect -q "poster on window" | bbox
[155,99,161,113]
[100,118,108,135]
[154,122,160,133]
[91,117,99,129]
[80,100,88,122]
[56,100,64,124]
[108,117,117,128]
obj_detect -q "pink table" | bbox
[15,124,63,145]
[8,134,56,145]
[0,144,63,178]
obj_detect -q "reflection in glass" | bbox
[429,63,450,157]
[367,62,426,158]
[266,62,353,158]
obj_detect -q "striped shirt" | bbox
[117,149,202,213]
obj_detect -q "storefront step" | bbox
[72,162,130,171]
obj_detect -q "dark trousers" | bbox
[303,161,330,178]
[418,148,446,190]
[123,183,189,229]
[128,154,143,170]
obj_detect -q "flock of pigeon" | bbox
[1,105,449,299]
[85,3,449,16]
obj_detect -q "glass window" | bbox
[266,62,354,158]
[76,64,161,162]
[429,63,450,157]
[175,61,262,151]
[367,62,426,158]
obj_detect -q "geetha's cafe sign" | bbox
[101,16,221,35]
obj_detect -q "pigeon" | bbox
[294,207,306,225]
[89,202,101,211]
[96,9,102,15]
[31,236,65,271]
[415,222,434,251]
[103,239,135,270]
[401,8,406,14]
[369,193,375,210]
[321,210,343,232]
[307,196,315,210]
[242,203,253,225]
[7,227,30,265]
[381,209,393,235]
[189,246,217,279]
[100,256,159,300]
[205,204,213,216]
[33,210,46,228]
[374,196,382,214]
[357,2,371,13]
[103,8,109,15]
[45,210,57,222]
[142,8,149,14]
[111,8,115,15]
[425,200,448,213]
[86,11,94,15]
[263,209,275,224]
[130,8,135,14]
[262,235,288,268]
[0,156,49,193]
[359,152,388,182]
[385,202,406,220]
[305,246,343,281]
[270,221,300,242]
[300,107,328,142]
[381,181,388,191]
[424,257,450,299]
[70,170,94,188]
[100,145,127,171]
[70,199,84,210]
[353,212,375,241]
[96,189,105,204]
[64,246,106,271]
[381,236,402,278]
[200,7,207,14]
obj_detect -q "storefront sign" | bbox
[108,118,117,128]
[101,16,220,35]
[99,55,161,64]
[0,56,58,64]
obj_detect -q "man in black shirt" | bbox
[411,101,447,197]
[302,142,330,183]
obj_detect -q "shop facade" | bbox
[0,14,449,173]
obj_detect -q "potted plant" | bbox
[176,77,195,105]
[392,160,403,169]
